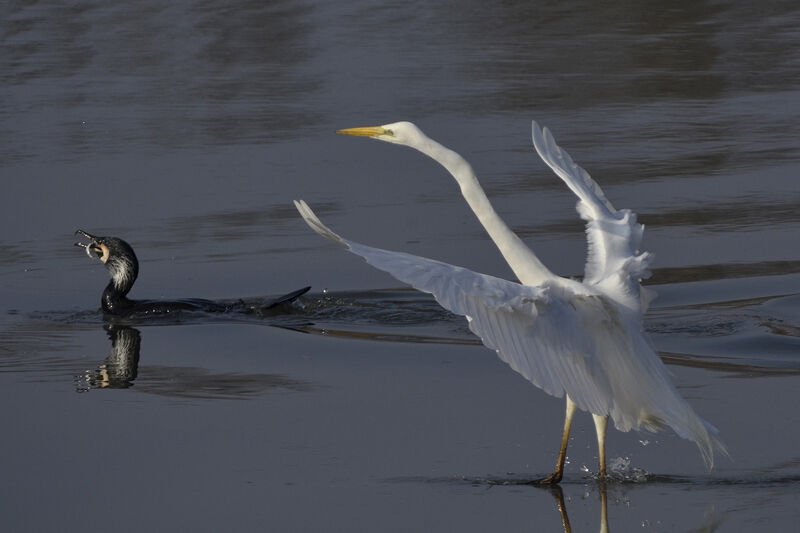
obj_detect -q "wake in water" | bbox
[17,282,800,375]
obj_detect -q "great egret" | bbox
[294,121,727,482]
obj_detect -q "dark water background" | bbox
[2,1,799,531]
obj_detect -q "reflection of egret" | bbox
[544,484,605,533]
[295,121,727,482]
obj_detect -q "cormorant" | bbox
[75,229,310,316]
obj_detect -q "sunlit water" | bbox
[2,1,799,531]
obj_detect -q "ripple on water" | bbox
[649,288,800,376]
[11,276,800,379]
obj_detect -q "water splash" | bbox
[606,456,650,483]
[579,457,650,482]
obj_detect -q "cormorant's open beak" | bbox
[75,229,98,242]
[336,126,390,138]
[74,229,108,262]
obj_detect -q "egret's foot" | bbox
[529,472,563,485]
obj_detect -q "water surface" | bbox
[1,1,799,531]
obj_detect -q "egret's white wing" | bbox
[531,122,654,312]
[294,200,614,415]
[295,200,726,467]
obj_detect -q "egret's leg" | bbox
[539,396,577,484]
[592,413,609,479]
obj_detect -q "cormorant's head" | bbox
[75,229,139,293]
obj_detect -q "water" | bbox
[2,1,799,530]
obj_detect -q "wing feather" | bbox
[531,122,654,312]
[295,200,727,467]
[294,200,613,413]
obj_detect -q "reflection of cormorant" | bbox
[78,324,141,391]
[75,229,310,316]
[77,324,313,398]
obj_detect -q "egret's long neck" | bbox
[414,137,554,285]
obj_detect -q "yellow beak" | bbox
[336,126,389,138]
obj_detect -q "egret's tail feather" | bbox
[696,420,731,471]
[657,405,729,470]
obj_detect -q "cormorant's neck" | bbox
[101,252,138,314]
[102,280,134,315]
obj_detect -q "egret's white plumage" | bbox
[295,121,727,480]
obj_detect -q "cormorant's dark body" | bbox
[75,230,310,317]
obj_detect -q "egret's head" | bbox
[336,121,425,146]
